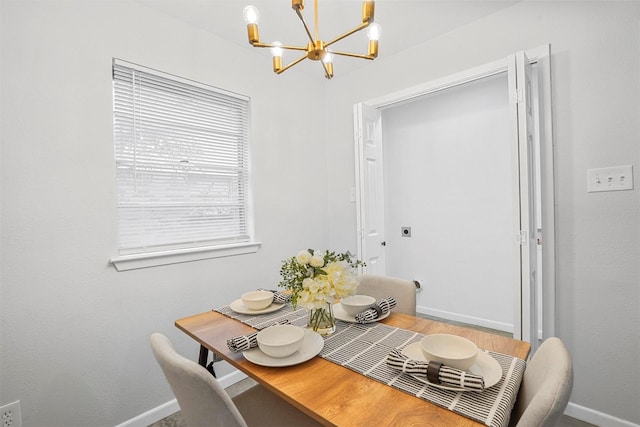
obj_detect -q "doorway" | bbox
[354,46,555,349]
[383,72,517,334]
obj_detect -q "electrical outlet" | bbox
[587,165,634,192]
[1,401,22,427]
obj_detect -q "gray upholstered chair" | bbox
[357,274,417,316]
[150,333,321,427]
[510,337,574,427]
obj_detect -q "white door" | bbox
[353,103,386,274]
[508,51,539,346]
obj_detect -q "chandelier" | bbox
[242,0,381,79]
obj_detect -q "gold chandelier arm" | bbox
[282,45,309,52]
[294,8,316,44]
[252,42,307,52]
[275,53,309,74]
[314,0,319,41]
[324,22,369,48]
[330,50,376,60]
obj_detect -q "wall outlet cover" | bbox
[1,401,22,427]
[587,165,634,192]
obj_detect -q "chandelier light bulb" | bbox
[270,41,283,57]
[322,51,334,64]
[243,5,260,24]
[367,23,381,41]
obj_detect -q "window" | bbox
[110,59,259,271]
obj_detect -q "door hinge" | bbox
[513,88,523,104]
[518,230,528,245]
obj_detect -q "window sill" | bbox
[110,241,262,271]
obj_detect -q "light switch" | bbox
[587,165,634,192]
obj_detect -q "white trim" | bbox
[535,44,557,341]
[115,400,180,427]
[417,306,513,334]
[353,103,365,265]
[366,58,507,109]
[565,402,640,427]
[110,241,262,271]
[216,369,249,389]
[357,44,556,344]
[114,370,248,427]
[364,44,550,111]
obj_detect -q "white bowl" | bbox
[241,290,274,310]
[420,334,478,371]
[257,325,305,358]
[340,295,377,316]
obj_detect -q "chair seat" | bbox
[232,385,322,427]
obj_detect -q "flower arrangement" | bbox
[278,249,365,309]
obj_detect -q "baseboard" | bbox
[216,369,248,388]
[114,400,180,427]
[565,402,639,427]
[115,370,248,427]
[417,305,513,333]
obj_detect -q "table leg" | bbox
[198,345,216,377]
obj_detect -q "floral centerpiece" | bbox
[279,249,365,335]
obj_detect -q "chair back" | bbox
[510,337,573,427]
[150,333,247,427]
[357,274,417,315]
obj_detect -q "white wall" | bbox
[0,1,328,426]
[382,73,517,332]
[326,1,640,425]
[2,1,639,426]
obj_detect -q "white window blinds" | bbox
[112,59,251,255]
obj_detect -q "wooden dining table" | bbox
[175,309,530,427]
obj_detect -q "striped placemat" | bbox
[215,304,525,427]
[215,304,308,329]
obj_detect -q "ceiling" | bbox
[140,0,521,78]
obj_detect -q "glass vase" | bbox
[307,302,336,336]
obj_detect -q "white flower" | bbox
[310,254,325,268]
[296,250,312,265]
[280,248,364,309]
[302,277,320,294]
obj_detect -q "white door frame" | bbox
[353,44,555,344]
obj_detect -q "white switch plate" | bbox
[587,165,634,192]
